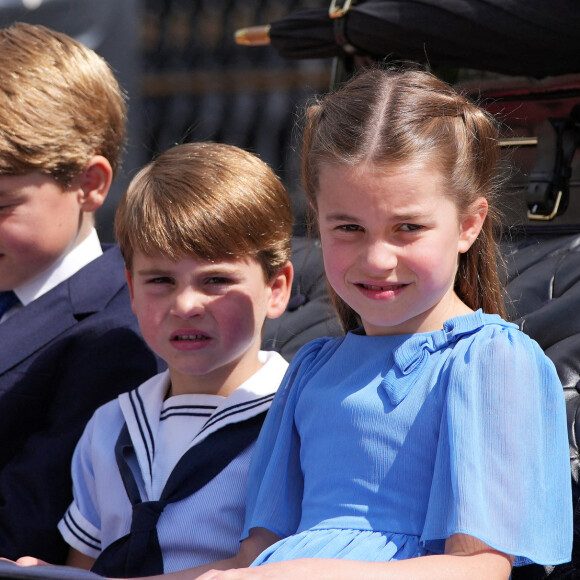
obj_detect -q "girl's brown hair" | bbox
[302,67,505,331]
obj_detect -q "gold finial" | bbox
[234,25,272,46]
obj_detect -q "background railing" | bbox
[138,0,333,233]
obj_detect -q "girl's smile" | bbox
[356,281,408,298]
[316,162,486,336]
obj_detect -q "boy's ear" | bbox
[125,268,136,305]
[458,197,488,254]
[266,261,294,320]
[75,155,113,212]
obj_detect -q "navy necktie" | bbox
[91,411,267,578]
[0,291,18,319]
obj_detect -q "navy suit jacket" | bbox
[0,245,164,563]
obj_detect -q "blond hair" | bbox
[302,67,505,331]
[115,142,293,280]
[0,22,126,185]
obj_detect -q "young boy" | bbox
[56,142,294,578]
[0,23,162,563]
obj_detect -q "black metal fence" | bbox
[139,0,333,230]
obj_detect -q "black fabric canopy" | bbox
[261,0,580,78]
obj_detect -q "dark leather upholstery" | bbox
[504,234,580,580]
[262,236,342,361]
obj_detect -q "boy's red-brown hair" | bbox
[115,142,294,281]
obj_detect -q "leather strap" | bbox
[526,107,580,220]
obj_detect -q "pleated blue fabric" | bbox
[243,311,572,568]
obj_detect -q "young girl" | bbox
[136,68,571,579]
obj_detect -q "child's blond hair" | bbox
[0,22,126,185]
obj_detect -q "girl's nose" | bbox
[362,240,398,273]
[171,288,205,318]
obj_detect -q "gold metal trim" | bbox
[498,137,538,147]
[234,25,271,46]
[329,0,353,18]
[527,190,563,221]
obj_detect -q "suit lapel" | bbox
[0,246,127,374]
[0,285,77,373]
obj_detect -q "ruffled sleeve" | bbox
[241,337,340,540]
[421,322,572,566]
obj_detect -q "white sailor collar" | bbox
[117,351,288,495]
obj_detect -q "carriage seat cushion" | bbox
[503,233,580,503]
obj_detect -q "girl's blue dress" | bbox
[242,311,572,568]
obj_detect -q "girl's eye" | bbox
[399,223,423,232]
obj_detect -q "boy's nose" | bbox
[171,288,205,318]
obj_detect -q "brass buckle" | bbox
[329,0,353,18]
[527,189,563,221]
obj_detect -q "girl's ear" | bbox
[75,155,113,212]
[266,261,294,320]
[458,197,488,254]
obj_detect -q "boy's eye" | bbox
[336,224,363,232]
[146,276,174,285]
[0,195,26,212]
[206,277,233,285]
